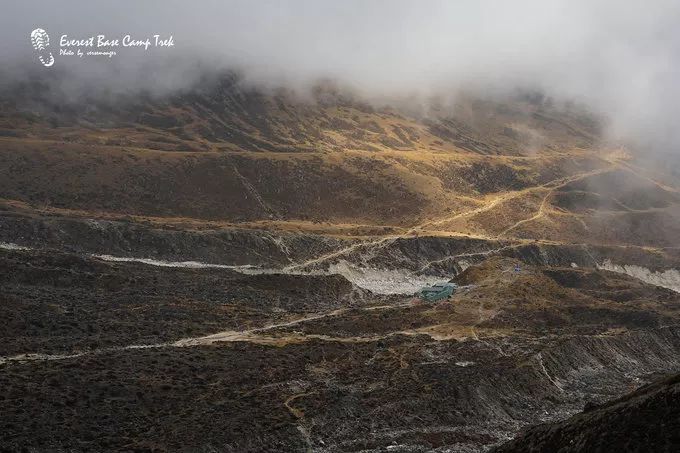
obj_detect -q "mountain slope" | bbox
[493,372,680,453]
[2,74,679,250]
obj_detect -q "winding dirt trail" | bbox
[173,307,349,347]
[496,167,612,238]
[0,302,420,366]
[497,188,552,238]
[282,165,617,272]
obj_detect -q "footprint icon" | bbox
[30,28,55,67]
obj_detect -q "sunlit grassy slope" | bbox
[1,76,679,246]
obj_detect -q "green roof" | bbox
[417,282,457,301]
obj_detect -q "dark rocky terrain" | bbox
[3,245,680,451]
[492,372,680,453]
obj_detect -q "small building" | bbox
[416,282,457,302]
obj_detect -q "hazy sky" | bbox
[2,0,680,151]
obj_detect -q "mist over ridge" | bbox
[2,0,680,153]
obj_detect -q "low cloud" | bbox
[2,0,680,153]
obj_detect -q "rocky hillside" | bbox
[3,247,680,451]
[2,72,680,452]
[493,372,680,452]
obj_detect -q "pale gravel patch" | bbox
[598,259,680,293]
